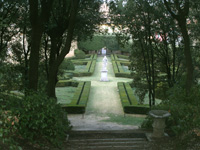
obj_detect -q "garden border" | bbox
[118,82,150,114]
[111,54,131,78]
[57,80,91,114]
[66,54,97,77]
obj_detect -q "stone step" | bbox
[64,145,149,150]
[68,142,148,147]
[64,130,150,150]
[69,137,146,142]
[68,130,147,140]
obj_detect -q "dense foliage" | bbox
[18,92,71,148]
[109,0,200,140]
[0,0,103,148]
[74,49,86,59]
[78,34,132,52]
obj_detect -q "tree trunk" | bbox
[178,20,193,92]
[28,0,53,91]
[46,0,80,98]
[163,0,193,92]
[28,26,43,90]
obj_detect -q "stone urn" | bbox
[149,110,171,138]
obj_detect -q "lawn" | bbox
[101,114,145,126]
[122,65,131,73]
[74,65,87,72]
[56,87,77,104]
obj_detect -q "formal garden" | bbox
[1,0,200,150]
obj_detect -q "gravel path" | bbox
[68,56,146,131]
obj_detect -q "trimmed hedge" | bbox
[74,49,86,59]
[111,55,131,78]
[78,35,132,52]
[56,80,79,87]
[61,81,91,114]
[118,82,150,114]
[111,54,129,62]
[65,54,97,77]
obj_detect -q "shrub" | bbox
[17,92,71,148]
[0,95,21,150]
[141,84,200,137]
[78,34,132,52]
[60,59,75,71]
[74,49,86,59]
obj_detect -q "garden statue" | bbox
[102,56,108,70]
[100,56,108,81]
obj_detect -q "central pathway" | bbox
[68,56,145,130]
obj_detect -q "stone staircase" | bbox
[64,130,150,150]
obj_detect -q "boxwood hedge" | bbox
[60,81,91,114]
[118,82,150,114]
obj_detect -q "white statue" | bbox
[102,56,108,69]
[100,56,109,81]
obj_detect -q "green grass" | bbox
[101,114,145,126]
[118,58,129,61]
[122,65,130,73]
[75,65,86,72]
[56,87,77,104]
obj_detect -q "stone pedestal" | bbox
[152,118,166,138]
[100,69,108,81]
[149,110,171,138]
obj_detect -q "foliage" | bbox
[155,82,169,100]
[0,94,21,150]
[0,63,22,92]
[74,49,86,59]
[141,84,200,137]
[61,59,75,71]
[109,0,188,107]
[17,92,71,148]
[78,34,132,51]
[59,59,75,79]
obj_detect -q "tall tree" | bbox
[46,0,80,97]
[28,0,54,91]
[164,0,194,92]
[45,0,102,97]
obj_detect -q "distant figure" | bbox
[102,47,106,55]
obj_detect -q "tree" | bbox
[46,0,80,97]
[45,0,102,97]
[0,0,19,60]
[164,0,194,92]
[109,0,186,105]
[28,0,54,91]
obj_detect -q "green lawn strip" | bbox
[75,65,87,72]
[118,82,150,114]
[101,114,145,126]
